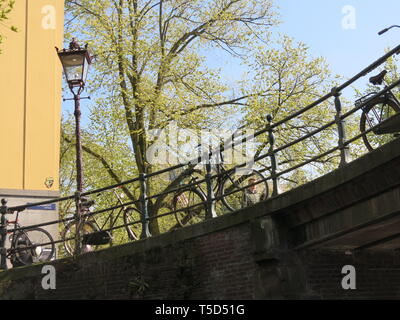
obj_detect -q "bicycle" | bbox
[356,70,400,151]
[171,147,268,227]
[5,209,55,267]
[60,188,142,255]
[355,26,400,151]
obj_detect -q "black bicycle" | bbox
[356,26,400,151]
[171,148,268,227]
[356,69,400,151]
[61,189,142,255]
[6,210,55,267]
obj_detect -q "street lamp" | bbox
[56,38,93,255]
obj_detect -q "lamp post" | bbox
[56,38,93,255]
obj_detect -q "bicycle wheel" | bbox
[221,169,269,212]
[360,97,400,151]
[173,188,207,227]
[61,220,99,256]
[12,228,55,266]
[123,207,142,241]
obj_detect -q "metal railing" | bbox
[1,42,400,268]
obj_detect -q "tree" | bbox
[240,36,342,188]
[0,0,17,53]
[62,0,278,235]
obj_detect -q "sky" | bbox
[64,0,400,125]
[278,0,400,79]
[207,0,400,90]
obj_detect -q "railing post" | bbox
[74,191,82,256]
[205,160,217,220]
[139,173,151,239]
[0,199,7,270]
[332,87,350,167]
[267,115,279,197]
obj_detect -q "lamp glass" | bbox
[58,51,90,87]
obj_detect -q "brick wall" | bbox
[0,221,258,300]
[301,250,400,299]
[1,213,400,299]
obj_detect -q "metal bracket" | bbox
[63,96,91,102]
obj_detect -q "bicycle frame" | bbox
[362,89,400,130]
[184,147,259,200]
[7,211,22,245]
[6,212,33,260]
[76,189,127,233]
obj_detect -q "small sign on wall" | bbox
[27,203,56,211]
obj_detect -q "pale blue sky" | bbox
[208,0,400,86]
[278,0,400,78]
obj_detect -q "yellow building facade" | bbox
[0,0,64,192]
[0,0,65,254]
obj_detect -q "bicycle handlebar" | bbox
[378,25,400,36]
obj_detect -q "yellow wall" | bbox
[0,0,64,191]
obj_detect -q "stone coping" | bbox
[0,189,60,198]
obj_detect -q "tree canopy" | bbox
[0,0,17,53]
[61,0,346,236]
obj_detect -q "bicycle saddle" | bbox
[81,198,95,208]
[369,70,387,85]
